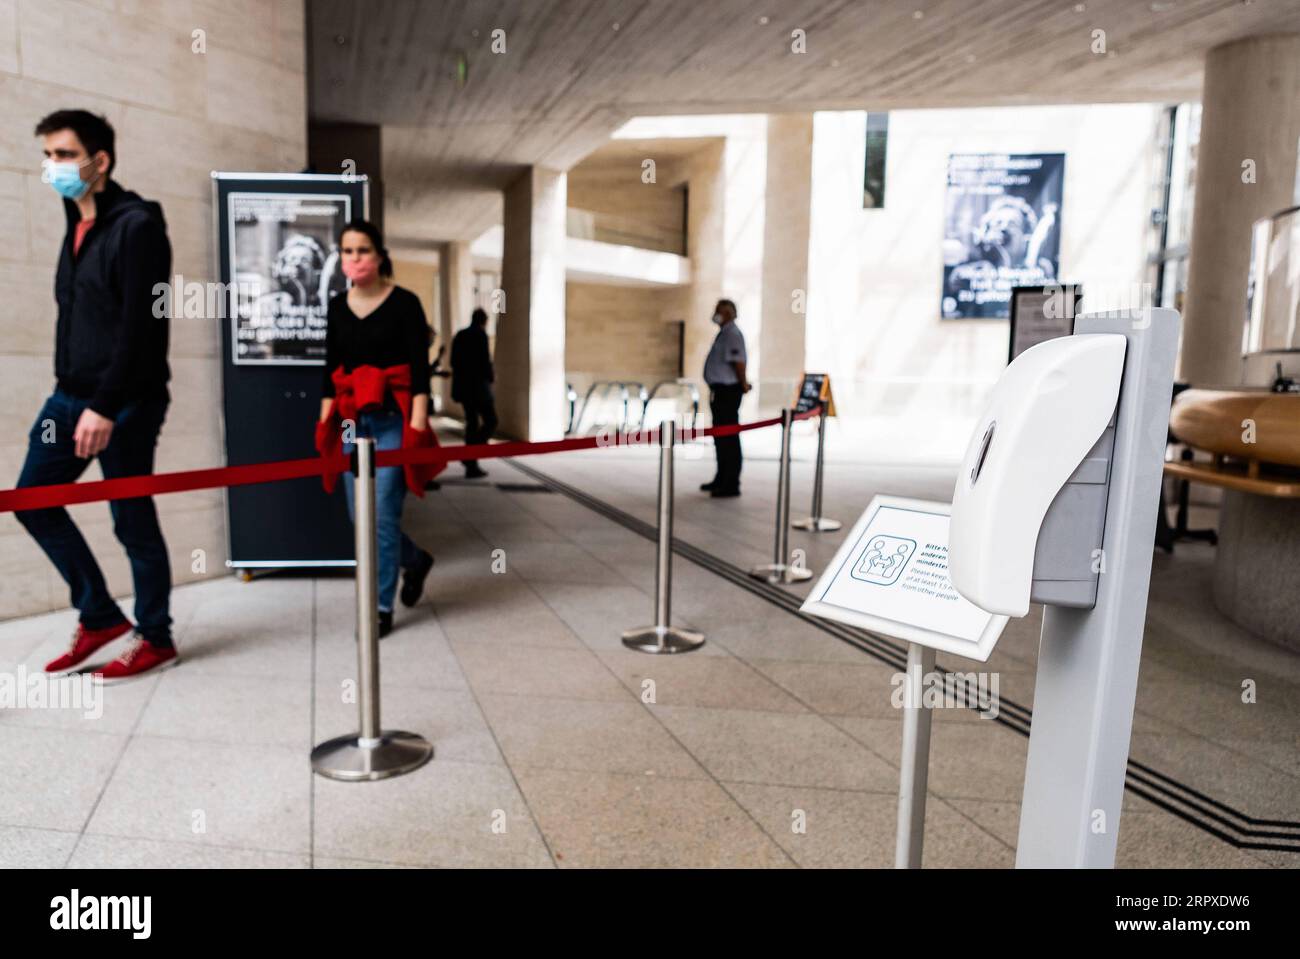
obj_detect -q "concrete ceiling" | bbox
[568,136,720,192]
[308,0,1300,243]
[573,137,722,172]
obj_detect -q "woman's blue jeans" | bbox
[341,408,422,612]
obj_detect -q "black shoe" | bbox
[378,610,394,638]
[400,549,434,608]
[710,487,741,498]
[424,480,442,491]
[700,479,718,491]
[464,465,488,479]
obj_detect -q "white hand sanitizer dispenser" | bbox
[945,308,1180,869]
[949,333,1127,618]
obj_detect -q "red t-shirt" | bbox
[74,218,95,256]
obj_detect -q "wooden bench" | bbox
[1163,458,1300,498]
[1162,388,1300,649]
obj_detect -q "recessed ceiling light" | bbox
[913,9,924,18]
[612,21,620,30]
[758,15,770,25]
[1073,3,1086,11]
[1150,1,1174,10]
[334,34,346,45]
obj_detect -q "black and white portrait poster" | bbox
[941,153,1064,320]
[227,192,351,363]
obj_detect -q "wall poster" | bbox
[228,191,352,364]
[941,152,1064,320]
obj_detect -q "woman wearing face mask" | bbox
[316,219,439,637]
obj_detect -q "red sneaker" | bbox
[96,635,179,683]
[44,620,134,674]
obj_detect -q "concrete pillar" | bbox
[721,121,767,421]
[437,240,474,417]
[676,120,768,421]
[681,142,726,390]
[1215,491,1300,651]
[497,166,568,440]
[308,122,383,231]
[1181,35,1300,386]
[759,114,813,410]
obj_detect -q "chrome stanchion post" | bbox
[311,437,434,780]
[622,420,705,654]
[793,405,841,532]
[750,408,814,584]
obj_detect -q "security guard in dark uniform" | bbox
[700,298,750,498]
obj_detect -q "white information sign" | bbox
[800,495,1008,661]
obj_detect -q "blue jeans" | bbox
[15,389,173,646]
[341,408,422,612]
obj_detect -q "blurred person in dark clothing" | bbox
[700,298,750,498]
[451,307,497,479]
[18,109,177,682]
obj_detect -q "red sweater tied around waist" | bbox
[314,364,444,496]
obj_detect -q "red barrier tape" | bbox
[0,406,820,514]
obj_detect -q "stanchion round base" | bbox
[792,517,842,532]
[748,563,815,585]
[621,624,705,654]
[311,730,434,781]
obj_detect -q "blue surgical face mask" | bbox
[712,312,724,326]
[41,157,96,200]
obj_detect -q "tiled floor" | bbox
[0,432,1295,868]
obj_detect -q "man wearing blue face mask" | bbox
[700,298,750,498]
[15,109,177,682]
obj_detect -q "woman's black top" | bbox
[321,285,431,398]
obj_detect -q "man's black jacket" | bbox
[55,179,171,418]
[450,323,493,403]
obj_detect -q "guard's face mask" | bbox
[41,156,97,200]
[711,312,724,326]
